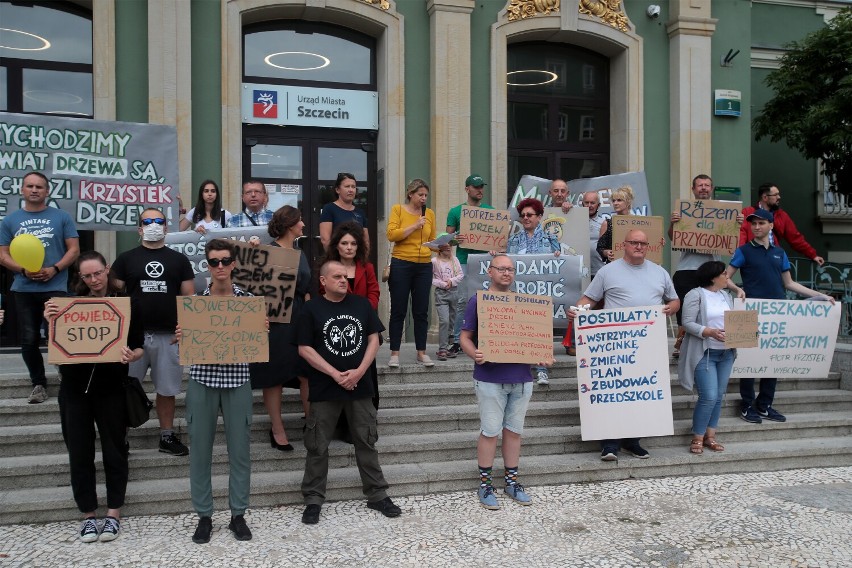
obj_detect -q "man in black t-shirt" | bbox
[112,208,195,456]
[297,260,401,525]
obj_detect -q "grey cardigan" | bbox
[677,287,737,392]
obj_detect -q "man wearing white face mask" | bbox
[112,208,195,456]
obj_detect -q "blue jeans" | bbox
[15,291,63,386]
[474,380,533,437]
[388,258,432,351]
[692,348,735,435]
[740,377,777,412]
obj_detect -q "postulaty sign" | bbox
[0,112,179,230]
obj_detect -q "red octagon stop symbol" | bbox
[51,299,126,358]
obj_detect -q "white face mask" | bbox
[141,223,165,242]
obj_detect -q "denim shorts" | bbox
[474,380,533,437]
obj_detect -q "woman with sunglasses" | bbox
[179,180,232,234]
[595,185,634,264]
[44,251,144,543]
[319,173,369,252]
[249,205,311,451]
[386,178,436,368]
[506,197,560,385]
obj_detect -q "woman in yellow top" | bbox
[386,178,437,367]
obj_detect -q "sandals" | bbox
[690,438,704,454]
[703,438,725,452]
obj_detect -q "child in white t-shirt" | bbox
[431,241,464,360]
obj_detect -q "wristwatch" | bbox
[52,265,60,274]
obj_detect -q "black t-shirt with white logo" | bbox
[111,245,194,331]
[297,294,384,401]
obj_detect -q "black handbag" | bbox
[124,376,153,428]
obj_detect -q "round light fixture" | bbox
[264,51,330,71]
[507,70,558,87]
[0,28,51,51]
[23,90,83,105]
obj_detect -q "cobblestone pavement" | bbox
[3,467,852,567]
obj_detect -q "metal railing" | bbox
[788,257,852,337]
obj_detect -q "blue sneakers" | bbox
[505,483,532,505]
[758,406,787,422]
[740,406,762,424]
[478,485,499,510]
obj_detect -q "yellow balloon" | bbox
[10,234,45,272]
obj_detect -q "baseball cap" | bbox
[746,209,774,223]
[465,174,487,187]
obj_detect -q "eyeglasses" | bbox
[519,213,539,219]
[141,218,166,226]
[207,257,234,267]
[80,268,106,281]
[490,266,516,274]
[625,240,650,247]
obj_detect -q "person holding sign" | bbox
[319,173,370,252]
[678,261,742,454]
[446,174,493,357]
[460,254,551,510]
[297,260,400,525]
[595,185,634,264]
[250,205,312,451]
[179,179,233,234]
[44,251,143,543]
[112,207,195,457]
[569,229,679,461]
[725,209,834,424]
[0,171,80,404]
[506,197,560,385]
[386,179,437,368]
[176,239,258,544]
[548,178,573,212]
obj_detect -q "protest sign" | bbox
[48,297,131,364]
[467,253,583,327]
[476,290,553,364]
[510,172,652,216]
[458,206,511,252]
[231,242,301,323]
[0,112,179,230]
[724,310,759,348]
[540,206,591,281]
[574,305,673,440]
[672,199,742,255]
[177,296,268,365]
[611,215,665,264]
[730,299,840,378]
[165,227,274,293]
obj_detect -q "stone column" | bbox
[428,0,474,221]
[148,0,193,224]
[93,0,117,259]
[667,0,716,201]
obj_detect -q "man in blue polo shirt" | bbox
[725,209,833,424]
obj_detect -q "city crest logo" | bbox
[253,90,277,118]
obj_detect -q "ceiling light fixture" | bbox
[0,28,51,51]
[507,70,558,87]
[264,51,330,71]
[23,90,83,105]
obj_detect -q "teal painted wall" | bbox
[710,0,751,201]
[395,1,430,193]
[114,0,149,253]
[190,0,223,196]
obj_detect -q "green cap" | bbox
[465,174,487,187]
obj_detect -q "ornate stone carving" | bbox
[507,0,560,22]
[358,0,390,10]
[578,0,629,32]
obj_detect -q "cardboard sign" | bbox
[458,206,511,252]
[48,297,131,364]
[476,290,553,364]
[231,243,301,323]
[177,296,268,365]
[0,111,179,231]
[467,253,584,326]
[574,306,674,441]
[730,298,840,378]
[165,227,274,293]
[611,215,665,264]
[724,310,759,348]
[672,199,742,255]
